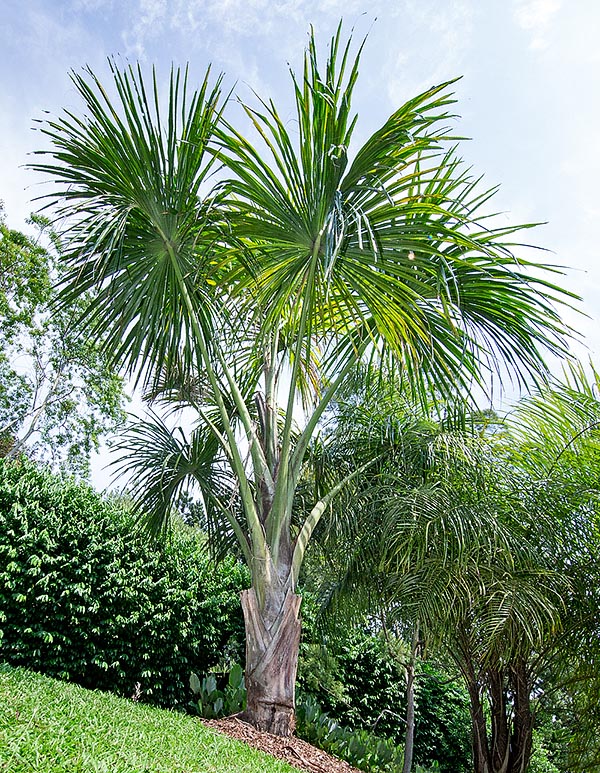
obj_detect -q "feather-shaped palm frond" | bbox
[305,370,570,667]
[507,361,600,475]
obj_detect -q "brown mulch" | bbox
[202,716,362,773]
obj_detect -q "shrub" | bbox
[334,631,407,738]
[189,663,247,718]
[0,458,248,708]
[413,662,471,773]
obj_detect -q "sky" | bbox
[1,0,599,484]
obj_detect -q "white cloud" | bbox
[122,0,168,57]
[122,0,369,61]
[513,0,561,49]
[72,0,114,10]
[139,0,168,26]
[384,0,476,106]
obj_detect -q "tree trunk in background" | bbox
[241,586,302,736]
[402,624,419,773]
[464,659,534,773]
[465,674,492,773]
[489,667,510,773]
[508,660,534,773]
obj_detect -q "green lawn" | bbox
[0,665,298,773]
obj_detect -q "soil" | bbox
[202,716,363,773]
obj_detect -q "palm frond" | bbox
[31,61,227,388]
[109,411,249,560]
[215,28,575,403]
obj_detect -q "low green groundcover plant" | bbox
[190,663,247,718]
[0,664,298,773]
[0,458,248,707]
[296,694,409,773]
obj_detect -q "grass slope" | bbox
[0,665,297,773]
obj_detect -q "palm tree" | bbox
[314,369,600,772]
[31,26,575,735]
[503,364,600,772]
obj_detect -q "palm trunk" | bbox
[463,664,492,773]
[508,659,534,773]
[489,667,509,773]
[240,585,302,736]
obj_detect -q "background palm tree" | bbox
[504,364,600,773]
[313,366,600,772]
[32,26,575,735]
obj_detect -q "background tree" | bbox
[302,372,490,772]
[0,206,126,474]
[504,365,600,772]
[295,593,472,773]
[313,367,600,772]
[32,27,574,735]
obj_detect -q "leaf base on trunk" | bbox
[241,586,301,737]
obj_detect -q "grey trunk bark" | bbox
[489,668,510,773]
[466,675,492,773]
[508,660,534,773]
[240,586,302,736]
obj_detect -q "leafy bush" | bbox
[297,622,471,773]
[334,631,407,738]
[297,620,408,736]
[412,663,471,772]
[529,732,562,773]
[0,459,248,707]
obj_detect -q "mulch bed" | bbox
[202,716,362,773]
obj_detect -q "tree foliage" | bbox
[0,206,126,474]
[29,25,577,733]
[309,366,600,772]
[296,617,471,773]
[505,365,600,772]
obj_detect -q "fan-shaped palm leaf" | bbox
[32,61,228,387]
[216,26,575,404]
[110,411,249,560]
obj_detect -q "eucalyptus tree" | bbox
[31,27,574,734]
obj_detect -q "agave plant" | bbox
[31,25,575,735]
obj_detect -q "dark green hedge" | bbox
[338,637,471,771]
[298,621,471,773]
[0,459,248,708]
